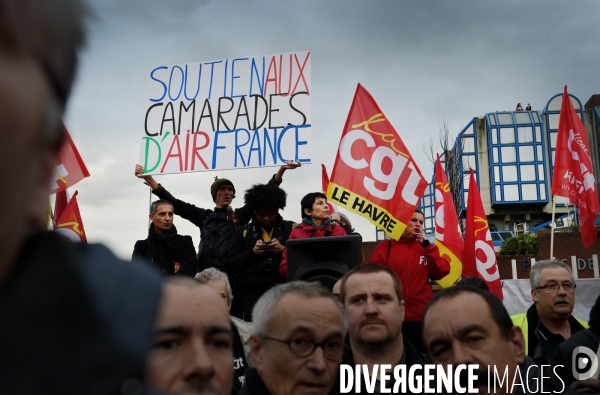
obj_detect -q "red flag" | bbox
[321,164,330,194]
[54,190,69,224]
[463,169,503,299]
[50,125,90,193]
[434,154,464,287]
[326,84,428,239]
[55,191,87,242]
[551,86,600,248]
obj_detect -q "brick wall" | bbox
[496,230,599,279]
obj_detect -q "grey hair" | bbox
[195,268,233,301]
[530,259,575,289]
[150,199,174,215]
[252,281,346,337]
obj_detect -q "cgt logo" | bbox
[572,346,599,380]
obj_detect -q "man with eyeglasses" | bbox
[511,259,589,360]
[241,281,345,395]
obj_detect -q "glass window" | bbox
[501,146,516,162]
[538,164,545,181]
[463,124,474,135]
[520,164,536,181]
[551,150,556,165]
[522,184,537,200]
[503,165,518,181]
[537,145,543,161]
[424,196,431,206]
[492,147,499,163]
[464,191,469,207]
[504,184,519,201]
[491,128,497,144]
[570,97,581,110]
[550,132,558,148]
[488,114,496,126]
[532,112,540,123]
[515,112,531,124]
[497,113,513,125]
[549,114,560,130]
[463,137,475,153]
[548,97,562,112]
[540,184,547,200]
[426,218,433,229]
[519,145,534,162]
[500,128,515,144]
[517,127,533,143]
[495,185,501,201]
[535,126,541,141]
[463,155,476,169]
[494,166,500,182]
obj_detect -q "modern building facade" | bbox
[405,92,600,243]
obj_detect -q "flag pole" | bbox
[148,185,152,228]
[550,195,557,259]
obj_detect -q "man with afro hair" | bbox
[226,183,295,321]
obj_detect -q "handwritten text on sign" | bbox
[139,51,312,175]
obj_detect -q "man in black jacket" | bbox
[134,161,300,272]
[337,263,431,394]
[133,199,197,276]
[0,0,163,393]
[227,183,294,320]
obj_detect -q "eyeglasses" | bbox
[535,283,576,292]
[262,335,344,360]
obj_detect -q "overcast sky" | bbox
[63,0,600,259]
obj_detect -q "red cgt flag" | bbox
[463,169,503,299]
[50,125,90,193]
[434,154,464,287]
[326,84,427,239]
[552,86,600,248]
[55,190,87,242]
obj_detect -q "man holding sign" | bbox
[135,161,300,272]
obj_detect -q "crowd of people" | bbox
[1,0,599,394]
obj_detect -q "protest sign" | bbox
[139,51,312,174]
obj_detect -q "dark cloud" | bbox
[63,0,600,256]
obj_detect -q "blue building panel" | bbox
[486,110,548,205]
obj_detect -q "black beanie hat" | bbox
[210,177,235,201]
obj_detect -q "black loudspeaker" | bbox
[286,234,362,290]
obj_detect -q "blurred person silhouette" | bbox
[0,0,163,393]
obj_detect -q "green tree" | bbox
[499,234,538,255]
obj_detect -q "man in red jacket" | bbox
[370,209,450,352]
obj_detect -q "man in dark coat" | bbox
[336,263,431,394]
[135,161,301,272]
[226,183,294,320]
[133,199,197,276]
[0,1,163,393]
